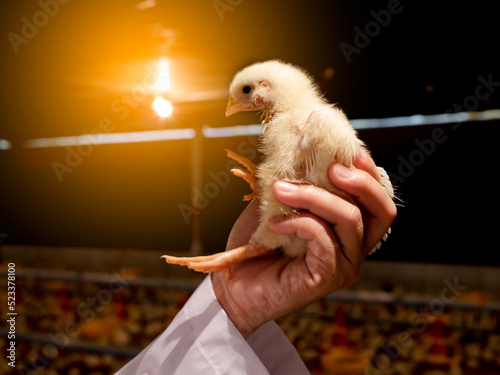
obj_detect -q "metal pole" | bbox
[189,126,203,256]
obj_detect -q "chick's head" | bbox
[226,60,322,118]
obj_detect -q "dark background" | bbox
[0,0,498,265]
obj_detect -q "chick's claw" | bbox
[162,254,214,267]
[231,168,259,201]
[225,149,260,201]
[162,243,269,279]
[225,149,257,175]
[162,246,249,274]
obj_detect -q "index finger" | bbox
[353,149,381,183]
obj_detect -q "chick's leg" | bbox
[226,149,258,174]
[162,243,268,279]
[225,149,259,201]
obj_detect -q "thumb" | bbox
[226,200,260,250]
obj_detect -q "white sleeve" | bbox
[115,275,309,375]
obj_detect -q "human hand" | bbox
[212,150,396,338]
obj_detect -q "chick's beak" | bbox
[225,96,246,117]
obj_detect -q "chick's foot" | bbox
[162,243,268,280]
[225,149,259,201]
[231,168,259,201]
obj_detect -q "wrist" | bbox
[211,272,257,339]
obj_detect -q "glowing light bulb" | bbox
[152,96,173,118]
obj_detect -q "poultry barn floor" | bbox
[1,244,499,375]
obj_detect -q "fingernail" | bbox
[334,164,354,178]
[275,181,299,192]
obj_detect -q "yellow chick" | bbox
[163,60,393,277]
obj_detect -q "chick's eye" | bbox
[242,85,251,94]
